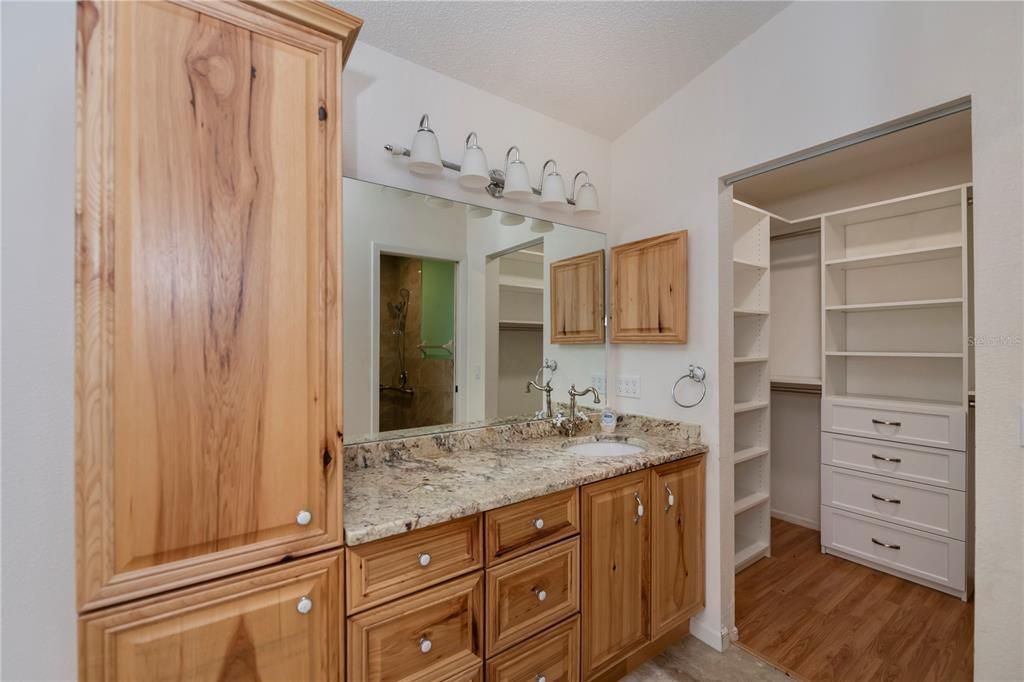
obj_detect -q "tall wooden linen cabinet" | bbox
[75,1,360,678]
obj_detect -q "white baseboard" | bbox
[689,615,730,652]
[771,508,820,531]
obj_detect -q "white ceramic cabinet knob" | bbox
[418,552,431,567]
[419,637,432,654]
[536,676,547,682]
[296,510,312,526]
[296,596,313,614]
[533,518,545,530]
[534,587,547,602]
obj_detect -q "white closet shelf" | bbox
[824,244,962,270]
[734,258,768,271]
[734,446,770,464]
[770,375,822,386]
[735,400,770,414]
[735,538,771,571]
[825,351,964,359]
[734,355,769,364]
[823,392,966,410]
[735,491,770,515]
[734,308,770,317]
[825,298,963,313]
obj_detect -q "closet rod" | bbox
[770,227,820,242]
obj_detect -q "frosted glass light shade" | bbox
[500,212,525,226]
[503,160,532,199]
[458,140,490,189]
[540,172,567,208]
[530,219,555,233]
[574,182,599,214]
[409,128,442,175]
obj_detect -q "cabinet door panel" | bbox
[581,471,650,678]
[76,0,343,609]
[610,231,688,343]
[651,456,705,637]
[79,551,343,681]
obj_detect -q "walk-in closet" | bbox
[728,106,975,681]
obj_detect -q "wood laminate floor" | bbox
[736,518,973,682]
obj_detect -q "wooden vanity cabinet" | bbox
[76,0,360,611]
[79,550,344,681]
[651,456,706,637]
[580,471,651,679]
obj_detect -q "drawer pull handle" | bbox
[634,492,645,524]
[537,676,547,682]
[296,510,312,526]
[533,586,547,602]
[871,453,902,463]
[533,517,545,530]
[664,483,675,512]
[417,552,431,568]
[871,537,901,550]
[871,493,901,504]
[871,418,902,428]
[419,637,432,654]
[296,596,313,614]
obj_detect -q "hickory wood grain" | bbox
[485,488,580,566]
[79,550,344,681]
[550,249,606,344]
[610,230,688,343]
[736,518,973,682]
[76,0,347,611]
[651,456,705,638]
[581,470,651,679]
[486,615,580,682]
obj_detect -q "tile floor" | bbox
[622,636,792,682]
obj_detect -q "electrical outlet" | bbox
[591,374,607,396]
[616,375,641,399]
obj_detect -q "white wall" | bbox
[608,2,1023,672]
[343,43,612,234]
[1,2,78,679]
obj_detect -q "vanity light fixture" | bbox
[530,218,555,233]
[503,146,533,200]
[571,171,599,214]
[384,113,600,214]
[408,114,443,176]
[539,160,567,208]
[458,132,490,189]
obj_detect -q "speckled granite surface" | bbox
[343,414,706,546]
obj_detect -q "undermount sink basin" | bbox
[563,440,646,457]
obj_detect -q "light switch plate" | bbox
[616,375,641,399]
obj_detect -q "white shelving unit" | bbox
[732,201,773,572]
[818,184,973,599]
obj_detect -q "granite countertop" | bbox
[344,417,708,546]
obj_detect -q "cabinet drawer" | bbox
[80,551,343,681]
[487,537,580,656]
[448,664,484,681]
[486,488,579,565]
[822,465,965,539]
[821,432,966,490]
[347,572,484,682]
[486,616,580,682]
[822,397,965,450]
[347,515,482,614]
[821,507,965,591]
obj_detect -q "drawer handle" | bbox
[634,492,645,524]
[533,517,545,530]
[871,453,902,463]
[871,537,901,550]
[871,493,901,504]
[296,510,312,526]
[419,637,432,654]
[537,676,547,682]
[664,483,675,512]
[296,596,313,615]
[533,586,547,602]
[871,418,902,428]
[417,552,431,568]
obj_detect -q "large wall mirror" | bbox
[344,178,607,442]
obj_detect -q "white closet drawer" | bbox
[821,507,965,591]
[822,396,965,450]
[821,432,966,490]
[821,465,965,539]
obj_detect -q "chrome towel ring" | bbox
[672,365,707,408]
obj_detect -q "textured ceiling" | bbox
[333,1,789,140]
